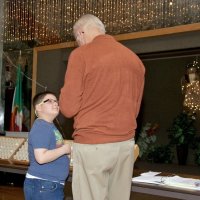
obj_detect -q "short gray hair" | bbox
[73,14,106,36]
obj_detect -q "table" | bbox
[132,181,200,200]
[0,163,27,175]
[1,163,200,200]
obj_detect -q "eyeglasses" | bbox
[38,99,58,105]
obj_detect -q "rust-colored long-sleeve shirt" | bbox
[59,34,145,144]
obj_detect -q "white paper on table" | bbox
[132,175,165,185]
[164,175,200,190]
[132,171,163,185]
[140,171,161,177]
[132,174,200,190]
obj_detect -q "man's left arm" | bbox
[136,62,145,117]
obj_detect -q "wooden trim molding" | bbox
[114,23,200,41]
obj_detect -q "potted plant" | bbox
[194,145,200,166]
[136,123,159,159]
[168,111,196,165]
[192,136,200,165]
[147,144,173,164]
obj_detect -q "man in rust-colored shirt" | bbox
[59,14,145,200]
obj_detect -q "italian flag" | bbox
[10,65,23,131]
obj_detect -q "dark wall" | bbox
[140,56,200,143]
[37,48,74,139]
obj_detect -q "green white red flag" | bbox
[10,65,23,131]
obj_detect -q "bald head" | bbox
[73,14,106,46]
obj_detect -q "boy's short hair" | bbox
[33,91,56,109]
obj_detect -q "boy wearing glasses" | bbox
[24,91,71,200]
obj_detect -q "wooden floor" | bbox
[2,160,198,200]
[0,181,74,200]
[0,184,179,200]
[0,186,24,200]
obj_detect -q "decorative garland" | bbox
[2,0,200,46]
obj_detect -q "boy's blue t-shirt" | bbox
[27,119,70,183]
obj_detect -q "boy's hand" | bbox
[62,143,71,154]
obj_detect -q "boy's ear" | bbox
[34,109,38,117]
[35,104,42,112]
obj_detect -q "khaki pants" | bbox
[72,139,135,200]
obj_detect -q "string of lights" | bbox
[2,0,200,46]
[182,58,200,113]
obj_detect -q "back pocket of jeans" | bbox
[40,181,57,192]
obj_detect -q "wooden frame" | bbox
[31,23,200,124]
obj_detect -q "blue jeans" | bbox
[23,178,65,200]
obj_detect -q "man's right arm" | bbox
[59,51,85,118]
